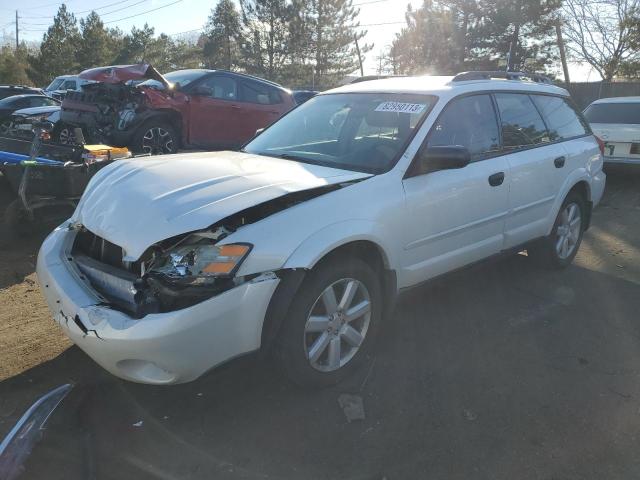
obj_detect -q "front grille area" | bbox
[73,228,126,270]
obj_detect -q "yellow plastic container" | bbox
[82,144,131,164]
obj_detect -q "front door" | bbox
[188,75,243,148]
[401,94,510,287]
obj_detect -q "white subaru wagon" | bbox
[37,72,606,387]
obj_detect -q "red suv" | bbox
[60,65,296,154]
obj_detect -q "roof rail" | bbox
[451,71,553,85]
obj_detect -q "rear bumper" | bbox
[36,225,279,384]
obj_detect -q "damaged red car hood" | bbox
[72,151,372,260]
[78,64,170,88]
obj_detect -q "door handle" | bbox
[231,104,241,110]
[488,172,505,187]
[554,156,566,168]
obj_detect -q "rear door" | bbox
[188,74,243,148]
[238,80,289,140]
[401,94,510,285]
[531,95,592,190]
[495,93,561,248]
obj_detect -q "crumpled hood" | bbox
[74,151,371,260]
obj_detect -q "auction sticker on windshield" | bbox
[375,102,427,114]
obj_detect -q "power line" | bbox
[103,0,184,24]
[18,0,150,20]
[94,0,150,17]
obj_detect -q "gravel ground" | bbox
[0,165,639,479]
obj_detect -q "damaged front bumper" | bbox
[36,225,280,384]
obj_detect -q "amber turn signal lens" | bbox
[202,262,236,274]
[219,244,250,257]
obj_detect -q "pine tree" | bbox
[203,0,242,70]
[115,24,157,64]
[306,0,371,85]
[27,4,80,85]
[77,11,122,70]
[239,0,293,81]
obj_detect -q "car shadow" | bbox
[3,254,640,480]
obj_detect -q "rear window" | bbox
[495,93,550,148]
[532,95,588,140]
[583,103,640,124]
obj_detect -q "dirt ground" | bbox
[0,165,640,479]
[0,179,71,382]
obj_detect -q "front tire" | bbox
[275,255,382,388]
[132,121,178,155]
[528,192,585,268]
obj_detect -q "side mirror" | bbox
[415,146,471,174]
[192,85,212,96]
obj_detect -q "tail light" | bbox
[594,135,605,156]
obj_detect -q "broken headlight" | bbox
[149,243,252,283]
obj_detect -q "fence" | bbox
[566,82,640,109]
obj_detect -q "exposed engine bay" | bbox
[61,82,146,144]
[60,64,173,148]
[69,183,349,317]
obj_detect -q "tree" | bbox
[0,44,31,85]
[391,1,460,74]
[115,24,156,64]
[203,0,242,70]
[27,4,80,85]
[305,0,371,85]
[562,0,640,81]
[471,0,561,72]
[390,0,560,75]
[239,0,293,81]
[77,11,123,70]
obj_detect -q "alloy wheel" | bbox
[303,278,372,372]
[58,127,75,145]
[142,127,174,155]
[555,202,581,259]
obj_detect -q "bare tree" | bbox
[562,0,640,81]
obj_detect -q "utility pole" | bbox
[555,18,570,85]
[354,34,364,77]
[15,10,19,50]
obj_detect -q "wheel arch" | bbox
[546,174,593,235]
[134,109,183,143]
[261,238,398,353]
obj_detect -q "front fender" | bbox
[283,219,394,270]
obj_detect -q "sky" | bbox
[0,0,597,80]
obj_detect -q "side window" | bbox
[29,97,47,107]
[495,93,550,148]
[62,80,77,90]
[427,94,500,159]
[200,76,238,101]
[241,81,279,105]
[531,95,588,141]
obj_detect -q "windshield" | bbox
[584,102,640,124]
[244,93,435,173]
[0,96,20,107]
[45,78,65,91]
[139,70,206,89]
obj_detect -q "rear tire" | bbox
[131,120,179,155]
[275,255,382,389]
[528,191,586,269]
